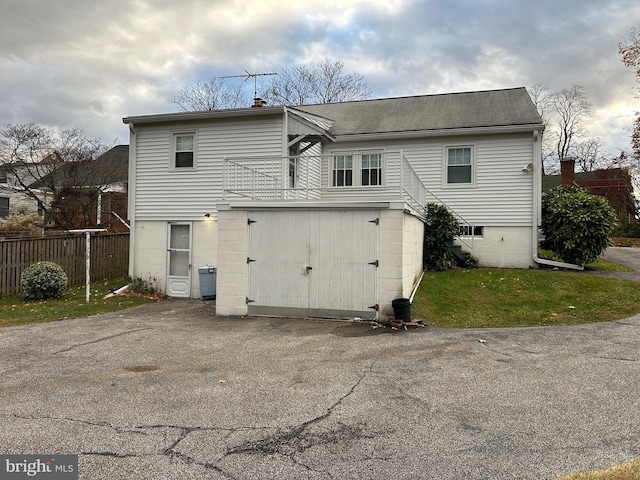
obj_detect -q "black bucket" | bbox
[392,298,411,323]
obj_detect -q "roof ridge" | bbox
[294,87,527,107]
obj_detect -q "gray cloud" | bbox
[0,0,638,152]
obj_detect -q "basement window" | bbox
[459,225,483,236]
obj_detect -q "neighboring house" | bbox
[543,158,637,224]
[123,87,544,318]
[0,149,60,219]
[29,145,130,231]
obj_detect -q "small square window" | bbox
[174,133,195,169]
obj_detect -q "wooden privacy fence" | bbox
[0,233,129,297]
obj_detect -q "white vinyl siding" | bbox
[133,115,284,221]
[320,133,534,227]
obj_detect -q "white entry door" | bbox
[247,210,379,318]
[167,222,191,297]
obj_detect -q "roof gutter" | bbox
[331,124,545,142]
[530,130,583,271]
[122,106,286,126]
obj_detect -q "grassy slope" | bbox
[412,268,640,328]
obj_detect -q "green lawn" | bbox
[412,268,640,328]
[0,277,154,328]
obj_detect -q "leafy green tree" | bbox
[541,185,616,265]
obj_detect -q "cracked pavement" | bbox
[1,298,640,479]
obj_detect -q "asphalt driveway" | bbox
[1,257,640,479]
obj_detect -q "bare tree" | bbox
[527,83,554,174]
[260,58,372,106]
[572,138,610,172]
[619,26,640,159]
[170,77,248,111]
[529,84,591,174]
[548,85,591,165]
[0,123,113,228]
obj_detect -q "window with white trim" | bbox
[361,153,382,186]
[173,133,195,169]
[332,155,353,187]
[446,146,473,185]
[331,151,383,187]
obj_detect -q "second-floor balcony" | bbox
[222,150,428,217]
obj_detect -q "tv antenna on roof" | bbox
[221,70,277,99]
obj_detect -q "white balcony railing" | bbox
[222,151,474,247]
[223,151,426,205]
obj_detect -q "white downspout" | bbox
[530,129,583,271]
[127,124,137,277]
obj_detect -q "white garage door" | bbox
[247,210,379,319]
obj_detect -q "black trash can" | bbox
[392,298,411,323]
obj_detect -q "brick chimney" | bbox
[560,157,576,185]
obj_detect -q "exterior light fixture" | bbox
[204,213,211,218]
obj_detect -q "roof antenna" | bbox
[221,70,277,107]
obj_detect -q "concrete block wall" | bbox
[131,221,167,292]
[401,213,425,298]
[191,220,218,299]
[215,209,249,316]
[457,226,534,269]
[378,209,424,317]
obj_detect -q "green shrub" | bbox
[611,222,640,238]
[423,203,460,271]
[541,185,617,265]
[20,261,68,301]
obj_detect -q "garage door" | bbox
[247,210,379,319]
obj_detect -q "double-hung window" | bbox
[173,133,196,169]
[446,146,473,185]
[333,155,353,187]
[361,153,382,186]
[332,151,383,187]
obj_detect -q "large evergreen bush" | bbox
[20,261,69,301]
[541,185,617,265]
[423,203,460,271]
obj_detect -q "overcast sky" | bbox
[1,0,639,156]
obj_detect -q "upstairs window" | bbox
[446,146,473,185]
[332,151,383,187]
[0,170,7,183]
[332,155,353,187]
[361,153,382,186]
[173,133,195,169]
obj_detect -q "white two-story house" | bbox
[123,87,545,319]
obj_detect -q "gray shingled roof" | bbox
[293,87,542,136]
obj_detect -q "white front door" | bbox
[167,222,191,297]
